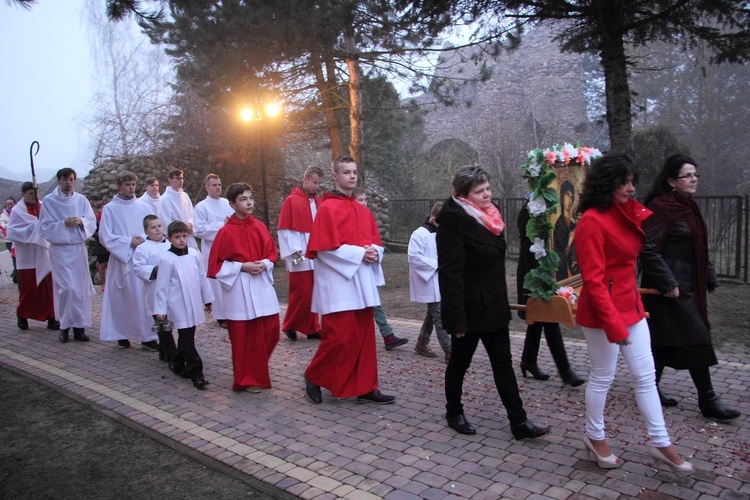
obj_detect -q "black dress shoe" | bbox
[305,378,322,404]
[383,335,408,351]
[117,339,131,349]
[356,389,396,404]
[47,319,60,330]
[284,330,297,341]
[446,413,476,435]
[510,420,550,440]
[58,329,70,343]
[192,376,209,389]
[17,315,29,331]
[658,388,678,407]
[306,332,321,340]
[73,328,89,342]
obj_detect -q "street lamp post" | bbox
[240,101,281,228]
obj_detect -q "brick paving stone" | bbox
[1,289,748,500]
[384,491,422,500]
[579,484,621,499]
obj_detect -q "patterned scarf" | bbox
[452,196,505,235]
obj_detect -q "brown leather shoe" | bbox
[414,339,437,357]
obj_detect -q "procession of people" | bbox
[4,151,742,479]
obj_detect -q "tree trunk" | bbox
[343,31,364,186]
[311,53,345,159]
[599,21,633,153]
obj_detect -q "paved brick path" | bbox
[0,276,747,499]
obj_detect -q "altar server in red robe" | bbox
[7,182,58,331]
[303,156,396,405]
[207,183,280,393]
[277,165,324,340]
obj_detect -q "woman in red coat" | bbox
[575,153,693,477]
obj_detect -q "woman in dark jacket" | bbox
[516,203,585,386]
[640,154,740,420]
[436,165,548,440]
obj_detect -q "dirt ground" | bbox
[0,366,280,500]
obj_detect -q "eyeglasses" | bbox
[676,173,700,179]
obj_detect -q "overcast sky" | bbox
[0,1,92,181]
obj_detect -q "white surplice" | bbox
[153,248,214,330]
[277,197,317,273]
[408,225,441,303]
[157,186,197,248]
[212,258,280,321]
[39,187,97,330]
[310,244,384,315]
[98,195,156,342]
[133,238,170,317]
[193,196,233,319]
[7,201,50,283]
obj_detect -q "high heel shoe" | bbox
[582,434,621,469]
[648,447,695,478]
[520,362,550,380]
[560,368,586,387]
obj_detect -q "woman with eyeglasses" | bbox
[640,154,740,420]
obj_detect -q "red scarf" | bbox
[453,196,505,235]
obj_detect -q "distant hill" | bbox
[0,175,61,205]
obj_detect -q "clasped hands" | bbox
[241,261,267,275]
[363,245,379,264]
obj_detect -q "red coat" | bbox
[277,186,320,233]
[575,198,652,343]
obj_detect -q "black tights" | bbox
[655,363,713,395]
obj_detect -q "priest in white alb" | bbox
[39,168,97,343]
[99,171,160,350]
[193,173,233,328]
[7,181,58,332]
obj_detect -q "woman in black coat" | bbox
[436,165,549,439]
[640,154,740,420]
[516,202,585,386]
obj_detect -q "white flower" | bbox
[526,153,542,177]
[527,195,547,216]
[530,237,547,260]
[562,143,578,159]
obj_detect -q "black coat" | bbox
[515,202,534,319]
[640,196,719,369]
[436,197,511,334]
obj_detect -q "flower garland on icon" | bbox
[520,143,602,300]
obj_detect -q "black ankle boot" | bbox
[510,420,550,440]
[698,390,741,420]
[560,368,586,387]
[658,388,678,407]
[520,362,550,380]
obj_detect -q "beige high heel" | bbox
[583,434,621,469]
[649,447,695,478]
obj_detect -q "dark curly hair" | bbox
[643,154,697,206]
[577,153,639,214]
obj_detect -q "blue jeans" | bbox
[418,302,451,352]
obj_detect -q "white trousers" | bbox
[582,318,671,447]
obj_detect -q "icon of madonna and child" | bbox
[551,170,585,281]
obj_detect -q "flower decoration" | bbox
[520,143,602,300]
[556,286,578,304]
[530,237,547,259]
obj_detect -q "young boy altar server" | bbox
[133,215,172,361]
[303,156,395,405]
[158,168,197,249]
[154,221,214,389]
[207,183,280,393]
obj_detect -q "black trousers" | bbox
[656,363,714,396]
[445,325,527,426]
[521,322,571,373]
[159,326,203,379]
